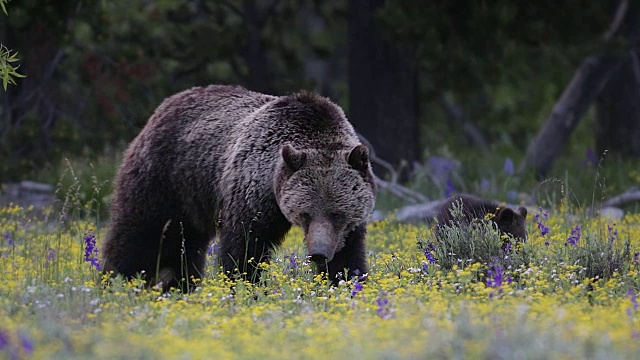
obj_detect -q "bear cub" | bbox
[435,194,528,244]
[101,85,376,291]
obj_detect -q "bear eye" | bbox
[328,212,344,222]
[301,212,312,224]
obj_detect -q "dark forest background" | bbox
[1,0,640,211]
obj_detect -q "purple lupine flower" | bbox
[583,147,597,167]
[444,178,455,197]
[424,243,436,264]
[633,252,639,268]
[4,232,12,246]
[18,332,33,355]
[289,254,298,271]
[0,330,8,350]
[353,269,368,284]
[351,281,363,297]
[45,248,56,266]
[538,209,549,221]
[535,209,550,237]
[628,288,638,312]
[503,157,514,175]
[207,241,220,256]
[427,156,456,180]
[426,251,436,264]
[376,292,391,319]
[422,242,436,271]
[426,156,458,197]
[536,218,550,237]
[566,225,581,246]
[285,252,299,272]
[607,225,618,243]
[627,288,638,321]
[421,263,429,272]
[84,231,101,270]
[486,264,503,288]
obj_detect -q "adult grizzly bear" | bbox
[102,85,376,291]
[436,195,528,243]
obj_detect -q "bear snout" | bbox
[306,219,337,263]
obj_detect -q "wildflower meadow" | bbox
[1,199,639,359]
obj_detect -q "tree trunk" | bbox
[596,56,640,158]
[595,7,640,158]
[520,56,617,178]
[347,0,419,178]
[242,0,271,93]
[520,0,632,178]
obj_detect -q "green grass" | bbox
[30,152,121,221]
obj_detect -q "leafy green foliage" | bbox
[384,1,619,152]
[0,0,25,91]
[0,44,24,90]
[380,1,611,92]
[421,200,518,270]
[0,0,350,180]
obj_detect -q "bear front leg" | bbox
[217,206,292,282]
[218,221,291,283]
[322,223,368,285]
[218,231,272,283]
[175,223,212,292]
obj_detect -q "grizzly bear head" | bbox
[493,206,528,241]
[274,144,376,265]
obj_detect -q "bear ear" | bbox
[281,144,307,171]
[495,207,514,223]
[517,206,528,219]
[347,144,369,172]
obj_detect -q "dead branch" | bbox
[374,174,429,204]
[369,199,445,223]
[603,0,629,41]
[601,187,640,208]
[391,199,448,223]
[357,132,398,183]
[356,131,429,204]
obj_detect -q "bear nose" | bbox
[306,218,336,263]
[309,253,328,264]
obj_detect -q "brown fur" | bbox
[436,195,528,241]
[102,85,376,291]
